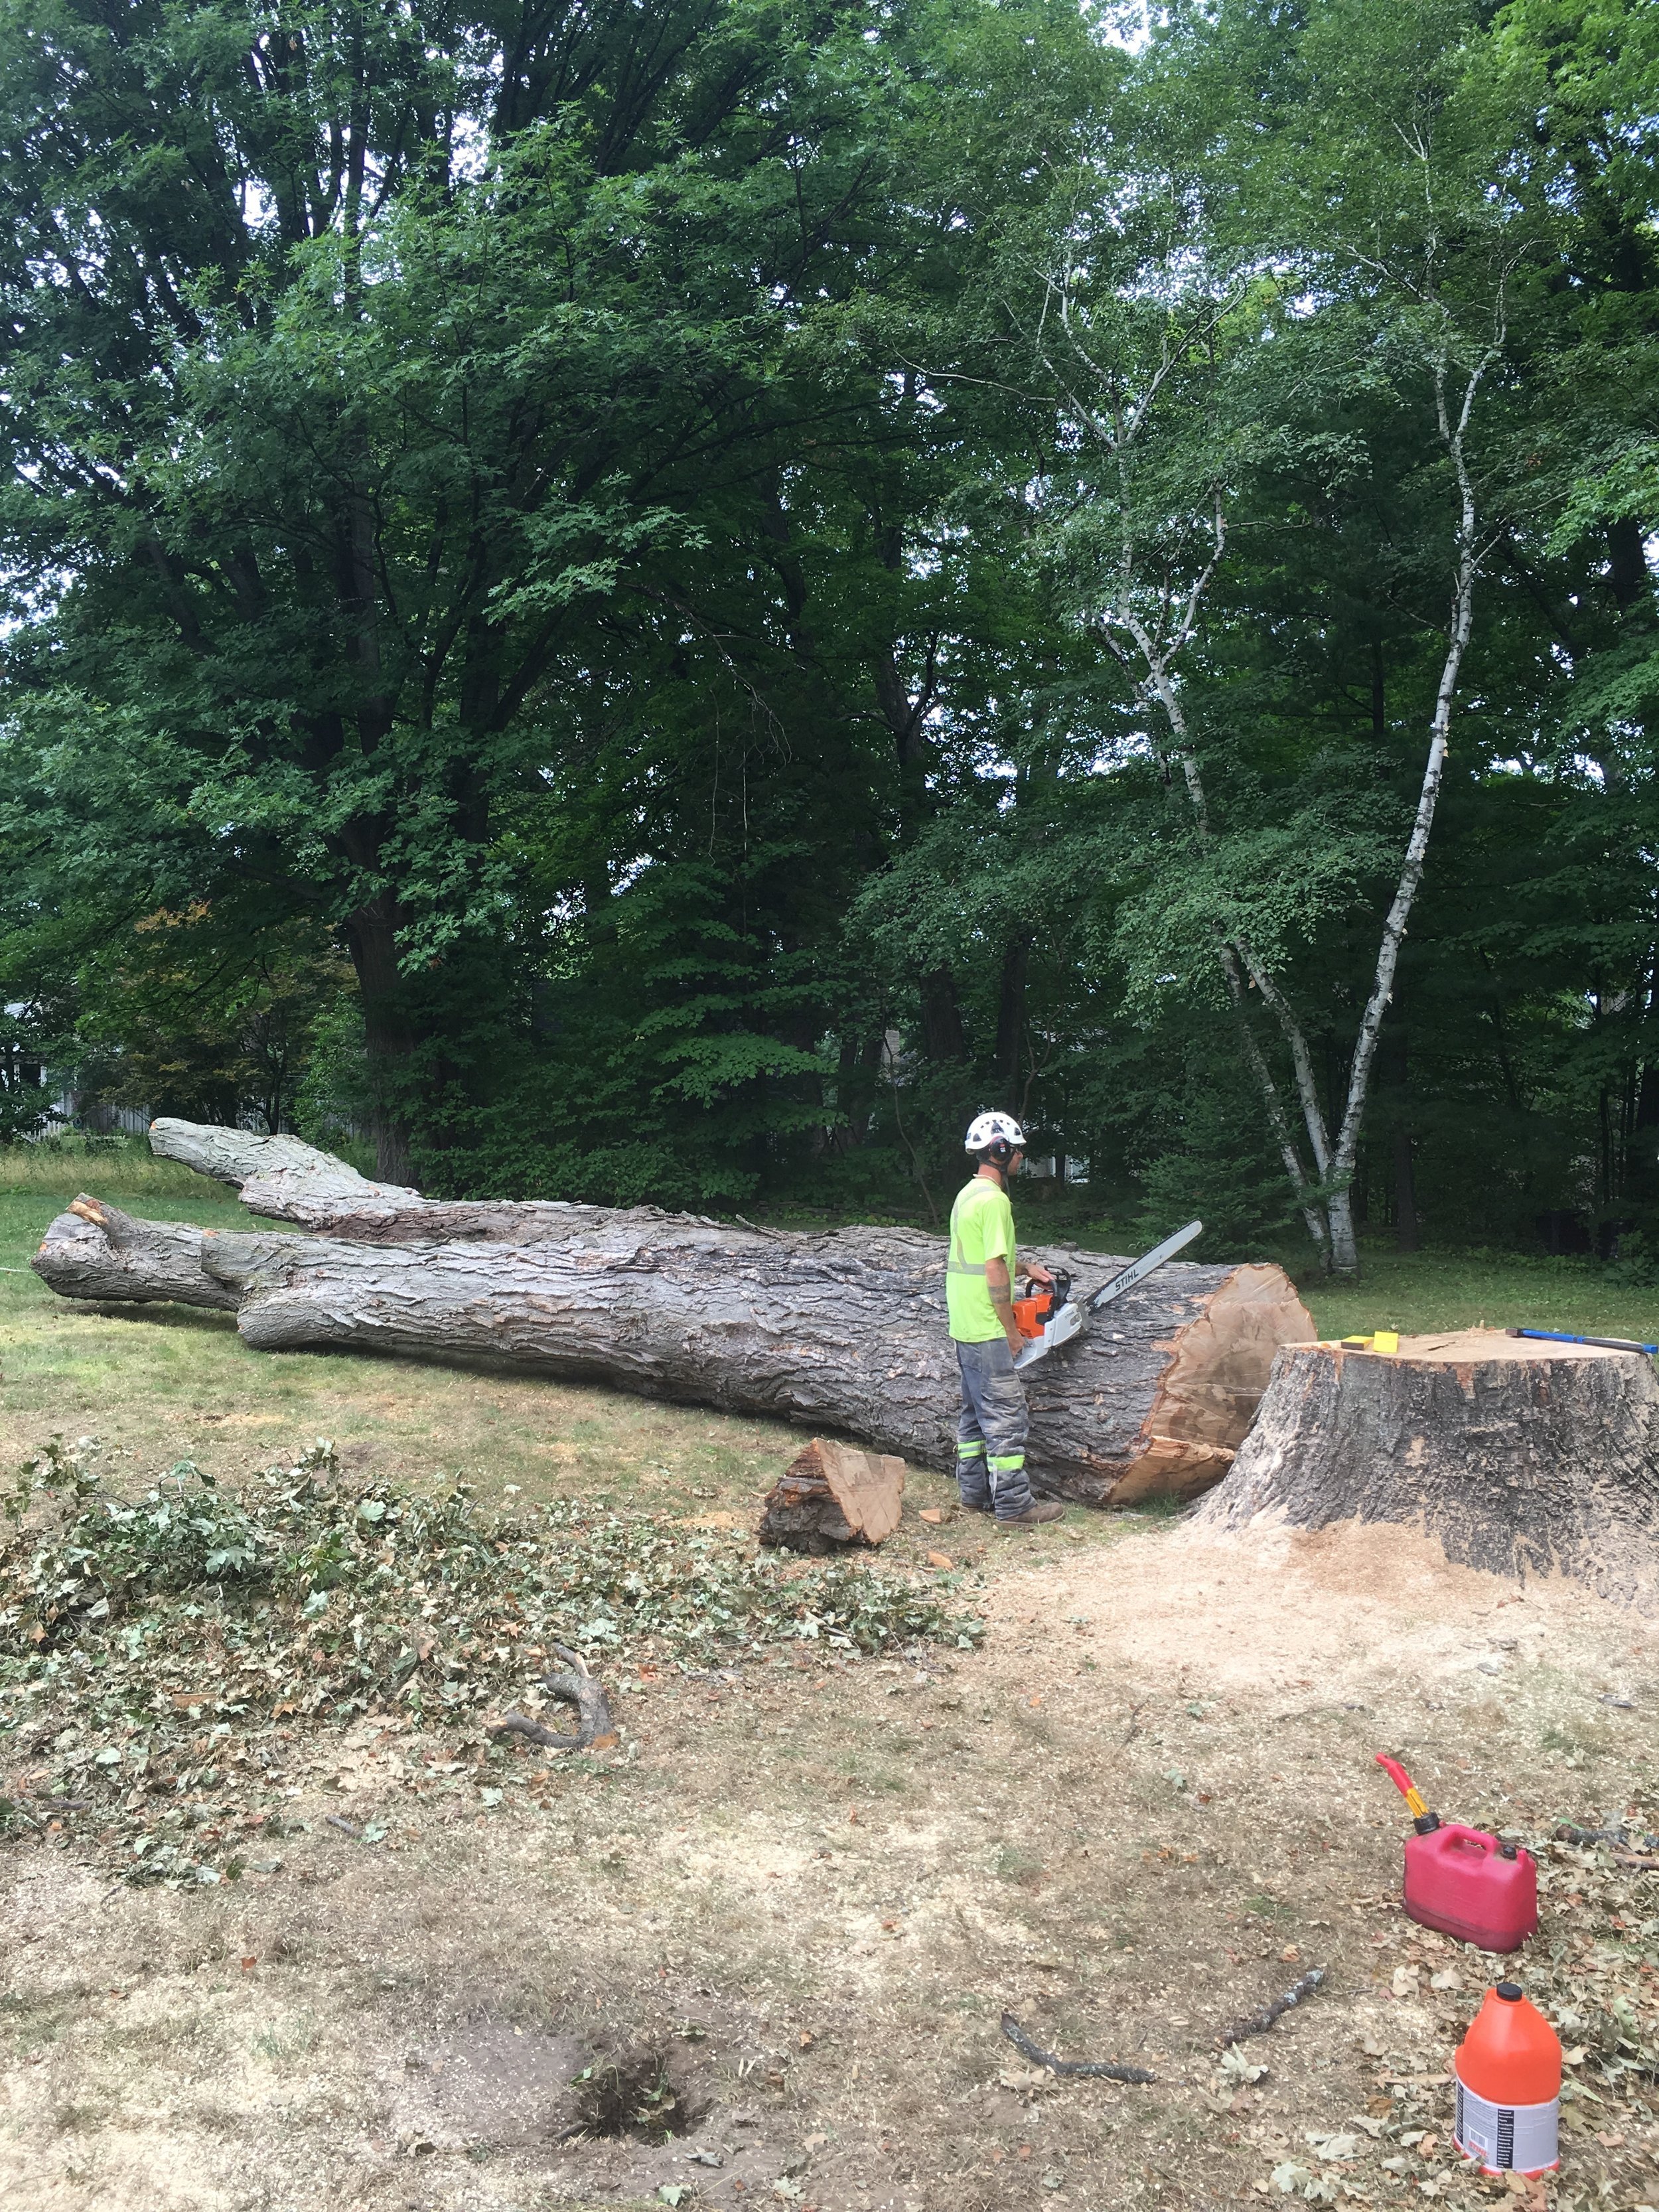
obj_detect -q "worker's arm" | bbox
[985,1255,1023,1358]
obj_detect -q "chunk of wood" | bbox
[758,1439,905,1552]
[1197,1331,1659,1604]
[35,1124,1317,1506]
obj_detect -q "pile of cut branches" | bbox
[0,1437,981,1886]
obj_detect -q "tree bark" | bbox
[342,891,416,1184]
[37,1128,1316,1507]
[1194,1333,1659,1607]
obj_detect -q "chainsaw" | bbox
[1011,1219,1204,1372]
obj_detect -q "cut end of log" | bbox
[1040,1260,1315,1507]
[758,1438,906,1553]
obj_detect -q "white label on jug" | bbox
[1453,2077,1559,2175]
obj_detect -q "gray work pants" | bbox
[954,1337,1033,1520]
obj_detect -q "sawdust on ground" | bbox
[981,1514,1651,1698]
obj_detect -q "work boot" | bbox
[997,1501,1065,1529]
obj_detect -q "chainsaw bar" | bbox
[1086,1218,1203,1313]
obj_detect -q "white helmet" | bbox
[965,1110,1027,1157]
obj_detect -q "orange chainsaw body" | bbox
[1011,1273,1070,1340]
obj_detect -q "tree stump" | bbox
[1196,1331,1659,1605]
[758,1439,906,1553]
[33,1124,1317,1506]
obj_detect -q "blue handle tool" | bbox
[1506,1327,1658,1355]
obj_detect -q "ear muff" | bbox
[980,1138,1015,1167]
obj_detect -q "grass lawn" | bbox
[1291,1241,1659,1347]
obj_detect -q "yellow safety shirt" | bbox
[946,1175,1017,1343]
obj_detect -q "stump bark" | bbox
[33,1124,1316,1506]
[1195,1330,1659,1605]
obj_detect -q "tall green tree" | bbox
[0,0,1025,1176]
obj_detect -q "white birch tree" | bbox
[1012,2,1524,1270]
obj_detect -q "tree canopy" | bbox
[2,0,1656,1271]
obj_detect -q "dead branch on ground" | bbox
[488,1645,615,1751]
[1218,1967,1326,2047]
[1000,2012,1157,2085]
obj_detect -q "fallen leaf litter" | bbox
[0,1436,982,1885]
[1247,1833,1657,2209]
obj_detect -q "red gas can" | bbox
[1405,1822,1538,1951]
[1376,1757,1538,1951]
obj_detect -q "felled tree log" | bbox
[35,1126,1315,1505]
[758,1439,906,1552]
[147,1116,654,1243]
[1194,1331,1659,1604]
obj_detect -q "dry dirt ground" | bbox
[3,1510,1655,2212]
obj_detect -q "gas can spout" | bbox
[1376,1752,1431,1821]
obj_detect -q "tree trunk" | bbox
[1386,1002,1418,1251]
[36,1128,1315,1507]
[1325,1187,1359,1274]
[919,966,968,1063]
[145,1114,674,1241]
[1194,1332,1659,1607]
[1393,1126,1419,1252]
[995,934,1029,1106]
[343,893,415,1184]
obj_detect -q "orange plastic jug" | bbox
[1452,1982,1561,2177]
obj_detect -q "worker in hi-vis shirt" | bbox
[946,1114,1064,1527]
